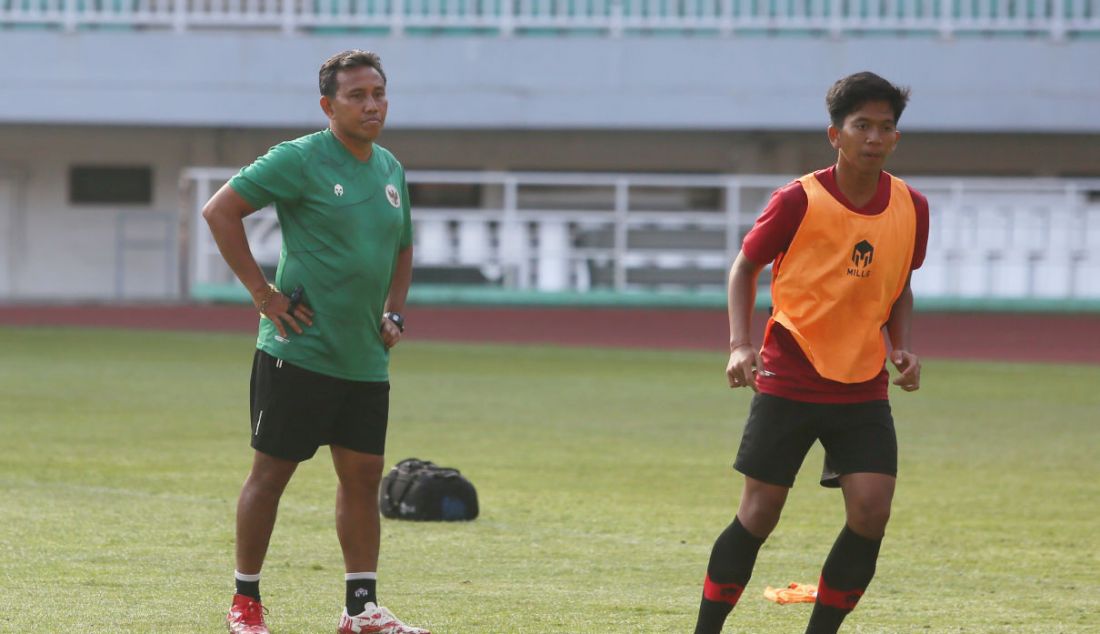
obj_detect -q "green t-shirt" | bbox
[229,129,412,381]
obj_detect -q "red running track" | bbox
[1,304,1098,364]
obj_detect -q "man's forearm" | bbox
[384,246,414,314]
[886,282,914,351]
[204,211,268,302]
[728,252,762,350]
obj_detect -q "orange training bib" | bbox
[768,173,916,383]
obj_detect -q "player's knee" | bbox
[337,458,384,492]
[363,458,385,484]
[737,497,784,537]
[362,468,382,492]
[243,470,292,500]
[846,499,891,536]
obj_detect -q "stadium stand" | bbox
[1,3,1098,306]
[2,0,1098,38]
[183,168,1100,306]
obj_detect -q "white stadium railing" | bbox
[182,168,1100,304]
[2,0,1098,38]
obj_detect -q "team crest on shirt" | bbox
[334,184,344,197]
[385,184,401,208]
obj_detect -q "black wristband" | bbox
[382,311,405,332]
[287,285,304,313]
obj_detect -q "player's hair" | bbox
[826,72,910,128]
[319,50,386,98]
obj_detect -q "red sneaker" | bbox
[226,594,269,634]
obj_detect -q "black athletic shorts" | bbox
[248,350,389,462]
[733,393,897,488]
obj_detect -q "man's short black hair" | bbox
[319,50,386,98]
[826,72,911,128]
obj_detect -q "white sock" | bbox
[345,571,377,581]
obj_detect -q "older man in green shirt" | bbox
[203,49,427,634]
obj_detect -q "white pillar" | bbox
[457,217,491,266]
[415,218,451,266]
[536,219,570,291]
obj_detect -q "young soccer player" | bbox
[694,71,929,634]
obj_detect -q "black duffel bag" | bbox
[379,458,479,521]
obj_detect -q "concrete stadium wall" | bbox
[0,127,201,299]
[1,29,1098,302]
[1,31,1098,133]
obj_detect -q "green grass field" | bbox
[1,326,1098,633]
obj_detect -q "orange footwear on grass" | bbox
[763,582,818,604]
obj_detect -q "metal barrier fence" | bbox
[182,168,1100,305]
[2,0,1098,38]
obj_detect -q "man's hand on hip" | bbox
[256,285,313,339]
[380,317,402,349]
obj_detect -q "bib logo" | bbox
[385,184,401,208]
[334,184,344,197]
[847,240,873,278]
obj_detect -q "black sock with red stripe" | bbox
[805,525,882,634]
[694,516,766,634]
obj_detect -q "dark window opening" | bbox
[408,183,482,208]
[70,166,153,205]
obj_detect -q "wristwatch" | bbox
[382,311,405,332]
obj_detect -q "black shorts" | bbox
[249,350,389,462]
[733,393,897,488]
